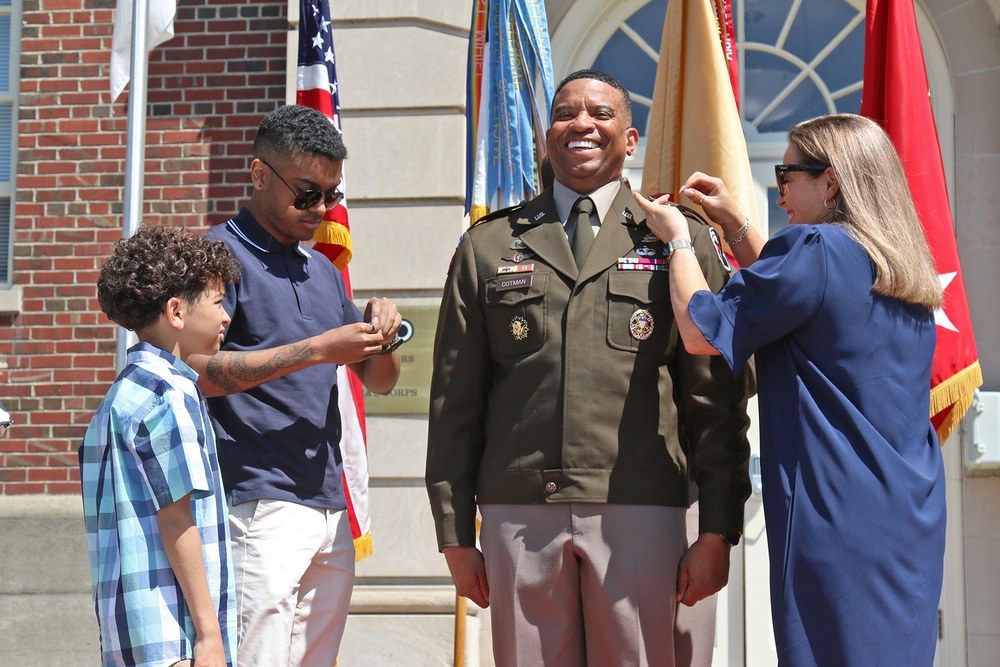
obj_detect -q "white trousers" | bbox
[229,499,355,667]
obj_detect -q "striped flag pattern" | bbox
[297,0,372,559]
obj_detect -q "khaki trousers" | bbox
[480,503,687,667]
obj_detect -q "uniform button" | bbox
[545,482,557,494]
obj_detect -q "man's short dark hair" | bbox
[253,104,348,163]
[552,68,633,125]
[97,225,241,332]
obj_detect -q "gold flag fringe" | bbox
[313,219,354,271]
[469,204,489,226]
[931,361,983,444]
[353,532,373,562]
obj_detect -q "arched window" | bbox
[550,0,953,236]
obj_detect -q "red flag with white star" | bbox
[297,0,372,559]
[861,0,981,443]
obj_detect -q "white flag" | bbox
[110,0,177,102]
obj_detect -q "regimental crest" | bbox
[629,309,654,340]
[510,316,529,341]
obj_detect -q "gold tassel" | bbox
[353,532,373,562]
[930,361,983,444]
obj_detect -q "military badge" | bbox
[709,227,733,272]
[511,239,527,250]
[510,316,529,341]
[629,309,654,340]
[636,246,657,257]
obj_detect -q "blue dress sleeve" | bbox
[689,224,829,373]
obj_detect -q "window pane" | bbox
[744,50,830,132]
[0,103,10,181]
[814,20,864,95]
[0,199,10,283]
[0,16,9,93]
[626,0,668,52]
[743,0,794,46]
[591,30,657,136]
[591,30,657,98]
[784,0,860,63]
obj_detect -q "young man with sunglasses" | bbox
[188,104,403,667]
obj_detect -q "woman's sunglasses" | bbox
[774,163,828,196]
[262,160,344,210]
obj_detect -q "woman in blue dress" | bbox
[635,114,946,666]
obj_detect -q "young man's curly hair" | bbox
[97,224,241,332]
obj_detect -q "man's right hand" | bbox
[314,321,386,365]
[444,546,490,608]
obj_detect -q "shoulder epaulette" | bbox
[674,203,712,227]
[673,203,733,272]
[471,201,526,228]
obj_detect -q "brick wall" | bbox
[1,0,288,494]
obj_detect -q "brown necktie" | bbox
[571,196,595,269]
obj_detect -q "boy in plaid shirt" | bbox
[80,225,241,667]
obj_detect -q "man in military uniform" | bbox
[426,69,750,666]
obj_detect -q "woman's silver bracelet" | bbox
[723,217,750,245]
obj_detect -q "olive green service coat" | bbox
[426,183,751,550]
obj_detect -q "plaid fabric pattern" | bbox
[79,342,236,667]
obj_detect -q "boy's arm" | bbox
[159,494,228,667]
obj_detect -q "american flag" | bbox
[297,0,373,560]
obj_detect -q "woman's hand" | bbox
[632,192,691,243]
[681,172,744,232]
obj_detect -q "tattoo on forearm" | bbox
[214,343,317,388]
[206,355,239,393]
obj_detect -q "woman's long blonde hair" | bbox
[788,114,943,311]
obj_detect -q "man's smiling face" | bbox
[545,77,639,194]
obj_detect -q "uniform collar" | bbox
[553,179,622,225]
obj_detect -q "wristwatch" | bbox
[665,238,696,261]
[376,333,405,355]
[714,531,741,547]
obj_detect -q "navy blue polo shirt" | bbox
[205,207,363,510]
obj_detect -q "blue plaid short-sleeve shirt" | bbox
[79,342,236,667]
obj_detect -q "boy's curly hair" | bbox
[97,224,241,332]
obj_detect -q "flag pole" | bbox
[116,0,150,372]
[453,593,466,666]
